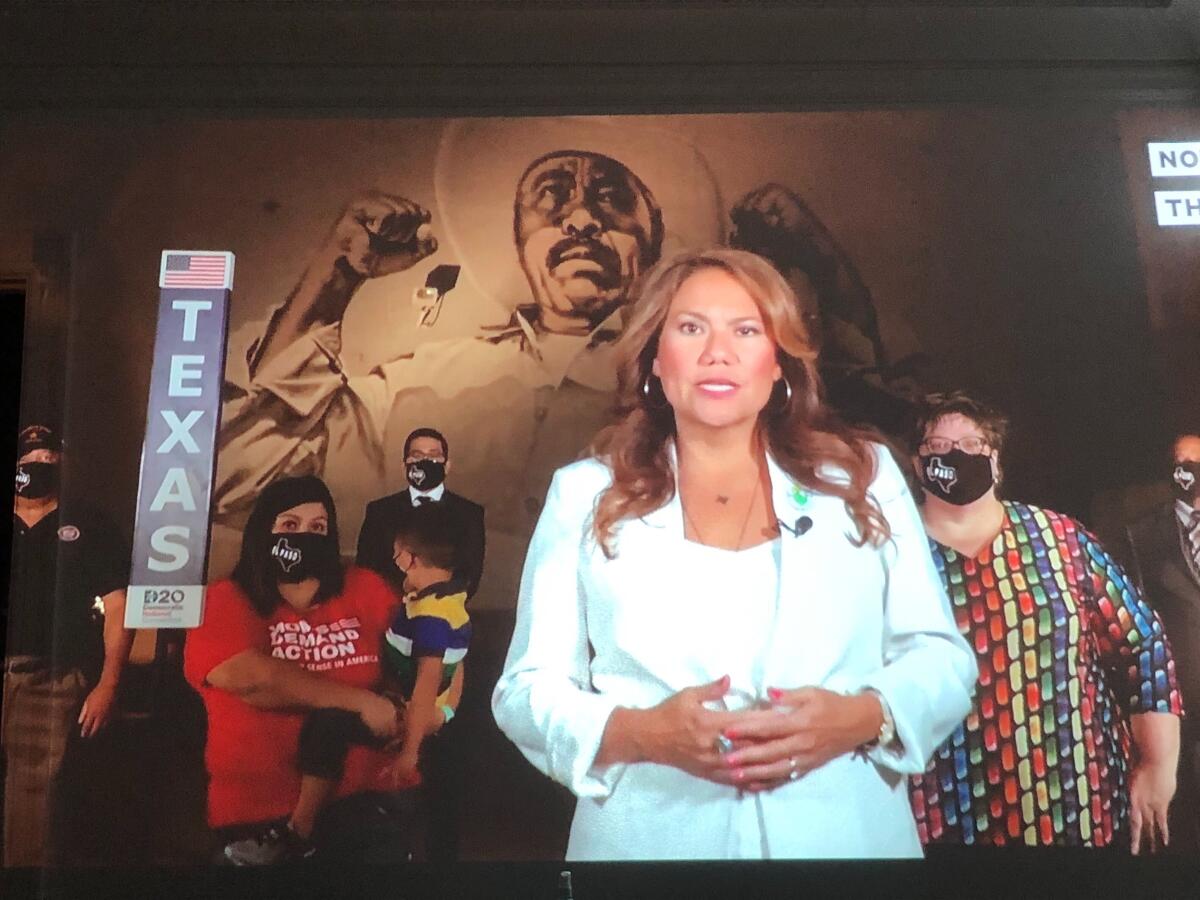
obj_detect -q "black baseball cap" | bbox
[17,424,63,457]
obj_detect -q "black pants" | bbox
[214,791,415,864]
[297,708,378,781]
[418,715,460,862]
[299,707,460,861]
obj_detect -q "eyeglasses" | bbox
[919,436,990,455]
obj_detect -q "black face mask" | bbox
[918,449,995,506]
[392,549,412,586]
[406,459,446,492]
[268,532,339,584]
[1174,462,1199,502]
[15,462,58,499]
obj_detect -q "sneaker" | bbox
[223,823,316,866]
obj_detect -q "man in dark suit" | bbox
[1127,429,1200,852]
[356,427,485,598]
[355,426,484,862]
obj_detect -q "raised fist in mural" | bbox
[731,183,833,257]
[249,192,439,375]
[323,191,438,279]
[729,183,883,368]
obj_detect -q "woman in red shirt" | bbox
[184,476,414,862]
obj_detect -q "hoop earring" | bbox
[641,374,669,410]
[768,377,793,417]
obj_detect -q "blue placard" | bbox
[126,250,233,628]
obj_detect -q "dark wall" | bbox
[1,1,1198,113]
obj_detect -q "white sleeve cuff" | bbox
[562,698,630,798]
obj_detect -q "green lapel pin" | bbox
[791,485,809,506]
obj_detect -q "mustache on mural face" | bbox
[546,236,622,284]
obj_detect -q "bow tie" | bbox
[414,496,436,506]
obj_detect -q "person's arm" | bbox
[440,662,464,726]
[78,588,135,738]
[590,676,746,778]
[252,193,436,375]
[212,194,436,521]
[1079,526,1183,854]
[206,648,398,738]
[1129,712,1181,854]
[708,686,888,791]
[848,448,976,772]
[708,449,976,787]
[491,468,617,797]
[492,466,747,796]
[390,657,442,786]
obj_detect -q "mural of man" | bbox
[212,121,719,606]
[511,150,662,335]
[211,118,898,608]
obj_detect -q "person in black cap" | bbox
[2,423,135,867]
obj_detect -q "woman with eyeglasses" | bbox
[907,391,1182,853]
[492,248,976,860]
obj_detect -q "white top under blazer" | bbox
[492,444,976,860]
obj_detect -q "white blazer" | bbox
[492,444,976,860]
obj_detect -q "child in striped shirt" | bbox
[380,506,471,788]
[224,504,470,865]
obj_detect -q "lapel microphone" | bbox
[778,515,813,538]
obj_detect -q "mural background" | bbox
[0,107,1196,862]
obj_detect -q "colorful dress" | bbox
[909,502,1182,847]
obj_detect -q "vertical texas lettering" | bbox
[126,251,233,628]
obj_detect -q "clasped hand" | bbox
[634,676,882,793]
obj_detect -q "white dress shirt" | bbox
[492,444,976,860]
[410,482,446,505]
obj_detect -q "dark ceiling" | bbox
[2,0,1198,112]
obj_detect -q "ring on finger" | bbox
[714,734,735,755]
[787,757,800,781]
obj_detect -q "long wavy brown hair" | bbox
[590,246,890,558]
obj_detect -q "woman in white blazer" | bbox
[492,247,976,860]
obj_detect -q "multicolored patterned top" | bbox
[909,502,1182,847]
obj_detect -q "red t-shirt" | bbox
[183,567,397,828]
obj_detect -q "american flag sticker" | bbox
[159,250,235,290]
